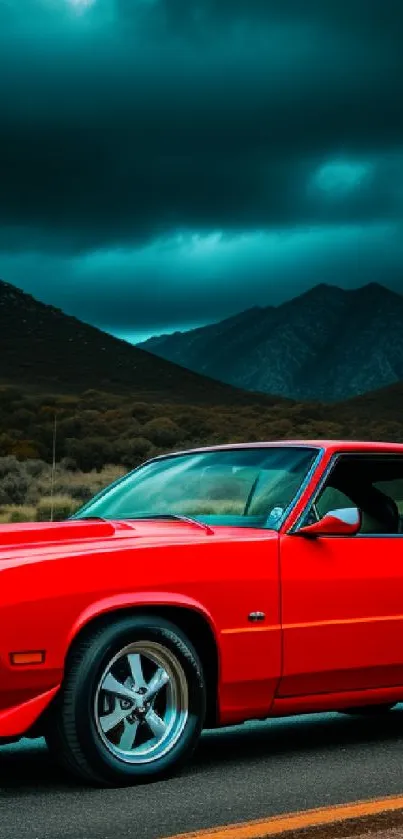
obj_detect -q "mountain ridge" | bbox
[0,278,285,406]
[138,283,403,401]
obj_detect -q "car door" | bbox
[278,453,403,697]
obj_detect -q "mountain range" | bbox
[2,276,403,406]
[1,273,403,477]
[0,278,281,406]
[138,283,403,401]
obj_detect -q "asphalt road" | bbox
[2,709,403,839]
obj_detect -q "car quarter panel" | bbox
[0,528,281,736]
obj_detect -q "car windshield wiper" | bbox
[127,513,214,535]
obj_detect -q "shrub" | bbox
[0,469,30,505]
[0,433,15,456]
[130,402,154,422]
[70,484,94,502]
[28,465,126,511]
[24,458,51,479]
[119,418,143,437]
[64,437,114,471]
[11,439,41,459]
[57,395,80,408]
[57,416,84,438]
[142,417,183,447]
[59,456,78,472]
[262,419,294,439]
[36,494,80,521]
[0,455,21,477]
[176,412,215,436]
[113,437,152,467]
[0,505,37,523]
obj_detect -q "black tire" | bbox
[45,614,206,786]
[339,703,397,716]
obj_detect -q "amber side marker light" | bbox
[10,651,46,666]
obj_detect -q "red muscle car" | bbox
[1,439,403,785]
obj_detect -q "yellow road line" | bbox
[165,794,403,839]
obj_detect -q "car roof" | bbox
[157,440,403,458]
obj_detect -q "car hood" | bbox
[0,518,118,548]
[0,517,275,554]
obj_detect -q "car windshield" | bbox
[74,446,318,530]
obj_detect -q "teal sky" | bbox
[0,1,402,342]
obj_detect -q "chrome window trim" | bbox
[274,446,326,531]
[288,450,403,536]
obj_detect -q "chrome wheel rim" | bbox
[94,641,189,765]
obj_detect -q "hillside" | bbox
[1,375,402,474]
[337,381,403,423]
[0,279,283,406]
[138,283,403,401]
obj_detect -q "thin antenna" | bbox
[50,413,57,522]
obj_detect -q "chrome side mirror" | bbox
[297,507,361,537]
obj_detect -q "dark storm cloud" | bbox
[0,0,402,253]
[121,0,403,44]
[4,219,402,342]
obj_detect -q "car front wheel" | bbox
[45,614,206,785]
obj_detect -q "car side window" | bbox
[373,478,403,533]
[315,486,354,519]
[310,455,403,535]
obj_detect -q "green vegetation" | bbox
[0,383,402,523]
[0,458,125,522]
